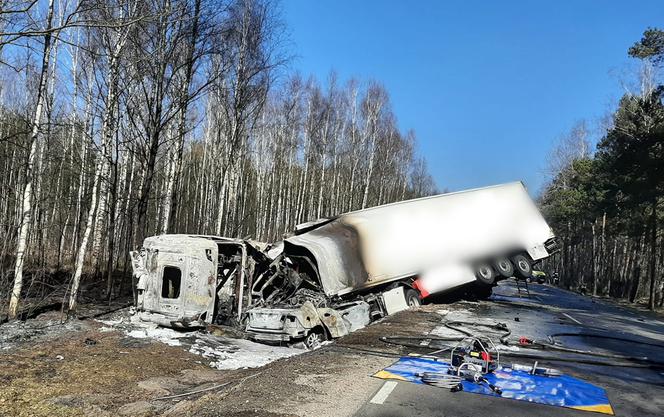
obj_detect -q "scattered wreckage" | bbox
[130,182,557,347]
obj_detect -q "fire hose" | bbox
[379,320,664,368]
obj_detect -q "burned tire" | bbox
[512,254,532,279]
[494,257,514,278]
[304,327,327,349]
[405,288,422,307]
[475,263,496,285]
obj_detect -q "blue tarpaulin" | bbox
[373,357,614,415]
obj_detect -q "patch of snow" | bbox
[96,318,124,326]
[429,310,481,338]
[98,312,306,370]
[496,344,520,351]
[429,325,461,338]
[314,340,333,350]
[123,317,190,347]
[190,337,301,370]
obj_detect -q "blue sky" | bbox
[281,0,664,195]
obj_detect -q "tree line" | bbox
[539,28,664,310]
[0,0,436,319]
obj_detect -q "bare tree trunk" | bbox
[297,98,312,223]
[361,88,383,209]
[592,221,597,296]
[648,199,658,310]
[607,238,617,296]
[105,132,121,299]
[162,0,201,233]
[69,157,103,312]
[71,68,94,259]
[8,0,55,319]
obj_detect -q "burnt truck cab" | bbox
[245,239,412,346]
[130,234,267,328]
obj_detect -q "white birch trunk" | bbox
[161,141,177,234]
[8,0,55,319]
[92,44,124,259]
[69,155,103,311]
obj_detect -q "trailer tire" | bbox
[475,263,496,285]
[494,257,514,278]
[404,288,422,307]
[512,254,532,278]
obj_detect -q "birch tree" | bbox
[8,0,55,319]
[161,0,203,233]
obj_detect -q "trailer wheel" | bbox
[494,257,514,278]
[475,263,496,285]
[512,254,532,278]
[404,288,422,307]
[304,327,327,349]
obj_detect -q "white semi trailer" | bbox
[246,182,557,345]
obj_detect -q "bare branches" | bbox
[0,0,40,15]
[0,0,151,51]
[0,0,436,316]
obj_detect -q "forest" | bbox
[0,0,436,319]
[539,28,664,310]
[2,1,661,324]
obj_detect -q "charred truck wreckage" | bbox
[130,182,558,347]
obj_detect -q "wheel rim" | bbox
[305,332,321,347]
[498,260,510,271]
[479,266,492,278]
[409,297,421,307]
[518,260,529,271]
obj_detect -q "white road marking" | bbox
[370,381,398,404]
[563,312,582,325]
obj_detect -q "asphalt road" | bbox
[356,281,664,417]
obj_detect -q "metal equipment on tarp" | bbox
[450,336,499,373]
[372,357,614,415]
